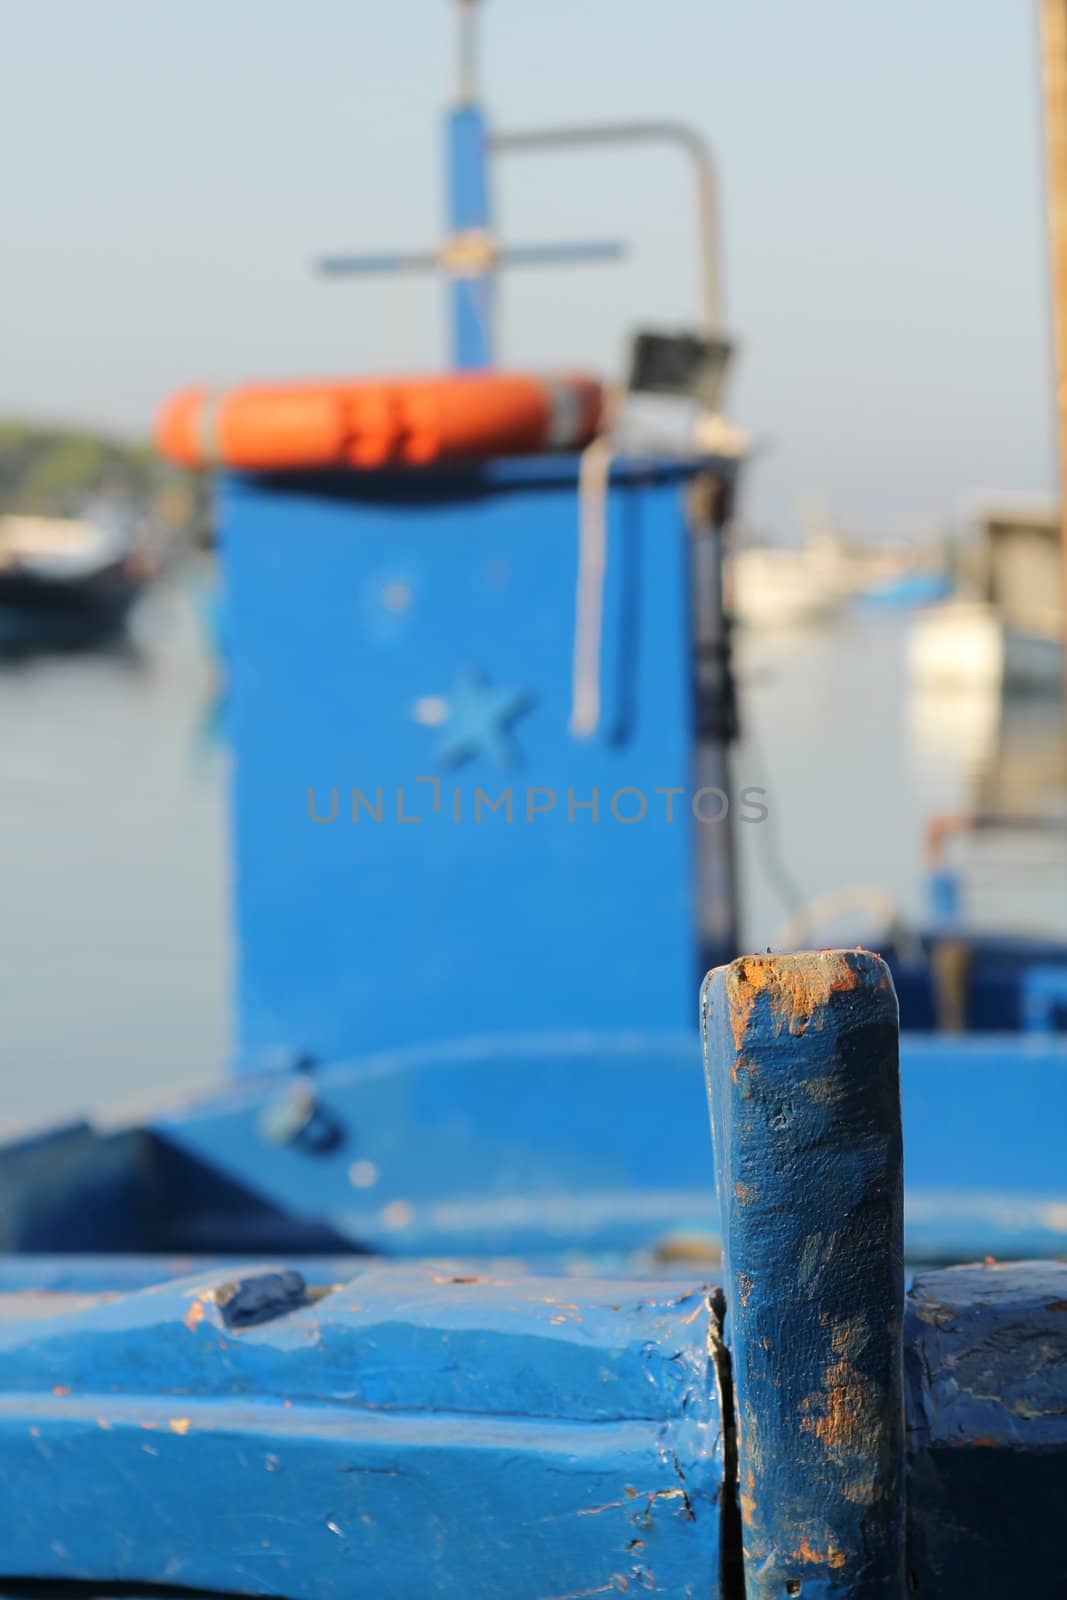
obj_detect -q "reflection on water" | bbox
[0,588,1063,1124]
[908,686,1001,787]
[735,611,1067,949]
[955,690,1067,938]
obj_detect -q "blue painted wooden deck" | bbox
[0,1265,722,1599]
[0,954,1063,1596]
[0,1254,1060,1596]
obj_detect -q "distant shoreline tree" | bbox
[0,420,208,540]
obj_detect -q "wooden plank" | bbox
[0,1264,721,1598]
[905,1259,1067,1597]
[702,949,906,1598]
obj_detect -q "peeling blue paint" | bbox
[702,950,906,1599]
[0,1266,721,1598]
[905,1259,1067,1596]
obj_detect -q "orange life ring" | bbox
[155,372,603,472]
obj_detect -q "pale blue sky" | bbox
[0,0,1055,537]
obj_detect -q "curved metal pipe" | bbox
[490,119,723,334]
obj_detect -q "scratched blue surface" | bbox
[0,1266,720,1599]
[221,457,737,1071]
[905,1259,1067,1596]
[0,1255,1060,1597]
[703,951,906,1599]
[0,966,1062,1595]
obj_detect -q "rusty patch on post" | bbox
[799,1358,884,1504]
[796,1536,846,1569]
[726,951,862,1050]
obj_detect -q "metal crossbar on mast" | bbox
[316,0,626,369]
[317,1,723,370]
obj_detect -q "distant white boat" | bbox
[909,600,1063,694]
[910,499,1065,695]
[0,512,130,579]
[729,538,849,628]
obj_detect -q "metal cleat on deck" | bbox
[0,953,1061,1598]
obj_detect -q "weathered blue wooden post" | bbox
[702,949,906,1598]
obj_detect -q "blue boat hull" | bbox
[0,1027,1063,1265]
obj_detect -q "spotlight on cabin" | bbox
[627,329,734,410]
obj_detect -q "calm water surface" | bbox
[0,577,1063,1122]
[0,573,227,1124]
[735,611,1067,947]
